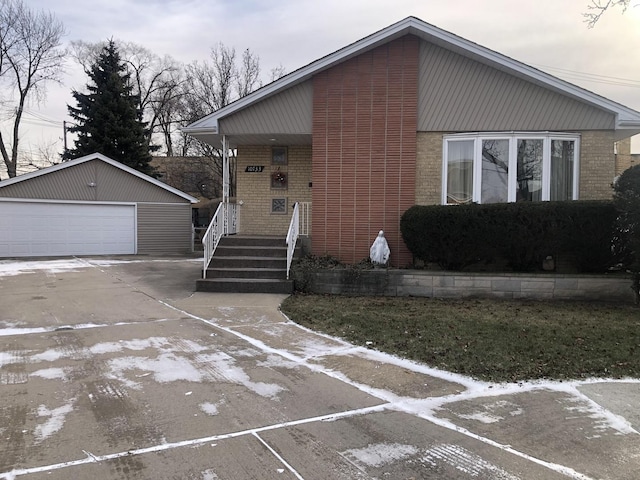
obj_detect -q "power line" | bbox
[533,63,640,89]
[22,118,63,129]
[21,109,63,126]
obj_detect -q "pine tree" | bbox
[65,40,157,176]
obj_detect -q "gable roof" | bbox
[183,16,640,139]
[0,152,199,203]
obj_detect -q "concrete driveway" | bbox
[0,256,639,479]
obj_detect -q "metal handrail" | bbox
[298,201,311,236]
[202,202,239,278]
[286,202,300,279]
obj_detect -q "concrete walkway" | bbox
[0,256,638,479]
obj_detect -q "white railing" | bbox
[202,202,239,278]
[285,202,311,280]
[286,202,301,280]
[298,201,311,236]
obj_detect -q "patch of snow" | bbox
[342,442,418,467]
[217,307,236,314]
[457,412,504,424]
[421,444,520,479]
[86,259,144,267]
[31,349,66,362]
[455,400,524,424]
[0,321,26,328]
[2,322,166,339]
[200,402,219,416]
[89,337,164,355]
[108,354,204,386]
[562,395,637,436]
[31,368,67,380]
[0,352,21,365]
[89,342,124,355]
[0,259,86,277]
[294,337,350,358]
[229,347,261,358]
[0,327,48,337]
[34,400,75,442]
[196,351,285,399]
[0,257,200,278]
[30,336,210,362]
[256,354,301,370]
[89,258,202,266]
[201,469,219,480]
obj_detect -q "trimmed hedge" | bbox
[613,165,640,302]
[614,165,640,271]
[400,201,618,273]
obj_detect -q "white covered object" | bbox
[370,230,390,266]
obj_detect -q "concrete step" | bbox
[205,267,287,280]
[215,245,288,258]
[208,256,287,269]
[197,235,299,293]
[219,236,286,248]
[196,278,293,294]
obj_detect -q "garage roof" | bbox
[0,153,199,203]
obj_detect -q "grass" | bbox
[280,295,640,383]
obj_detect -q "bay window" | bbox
[443,133,579,204]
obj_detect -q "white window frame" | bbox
[442,132,580,204]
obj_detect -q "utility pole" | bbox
[63,121,68,154]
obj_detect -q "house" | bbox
[0,153,198,257]
[151,155,221,202]
[184,16,640,269]
[151,155,223,228]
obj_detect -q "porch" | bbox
[196,201,310,293]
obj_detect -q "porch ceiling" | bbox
[189,132,312,148]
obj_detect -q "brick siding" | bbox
[615,137,633,177]
[415,132,444,205]
[579,130,615,200]
[236,145,312,235]
[311,36,419,267]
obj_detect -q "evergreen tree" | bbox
[64,40,157,176]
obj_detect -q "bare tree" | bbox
[237,48,261,97]
[16,139,61,175]
[0,0,66,179]
[269,64,287,82]
[70,39,185,155]
[174,43,265,197]
[184,43,239,114]
[584,0,632,27]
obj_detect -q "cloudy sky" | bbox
[7,0,640,173]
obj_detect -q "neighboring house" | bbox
[151,156,221,201]
[0,153,198,257]
[151,155,223,228]
[184,16,640,268]
[614,137,638,176]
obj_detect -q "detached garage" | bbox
[0,153,198,257]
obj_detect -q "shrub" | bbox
[400,204,495,270]
[613,165,640,302]
[490,202,560,272]
[401,201,617,273]
[557,201,618,273]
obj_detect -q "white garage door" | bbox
[0,201,136,257]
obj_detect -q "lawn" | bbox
[280,295,640,382]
